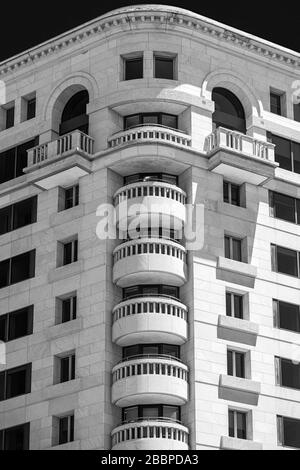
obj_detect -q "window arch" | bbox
[212,87,246,133]
[59,90,89,136]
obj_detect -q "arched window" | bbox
[59,90,89,136]
[212,88,246,133]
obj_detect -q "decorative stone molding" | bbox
[0,6,299,77]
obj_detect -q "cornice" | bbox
[0,5,299,77]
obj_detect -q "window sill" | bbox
[48,260,83,283]
[46,318,82,340]
[220,436,263,451]
[219,375,261,406]
[50,205,84,227]
[217,257,257,288]
[217,315,259,346]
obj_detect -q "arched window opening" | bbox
[59,90,89,136]
[212,88,246,134]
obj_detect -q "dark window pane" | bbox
[232,239,242,262]
[0,372,5,401]
[27,98,36,120]
[231,185,240,206]
[235,353,245,378]
[234,295,243,319]
[4,424,29,450]
[228,410,235,438]
[142,406,159,418]
[162,344,180,358]
[0,315,7,342]
[60,357,72,383]
[0,259,10,288]
[272,192,296,223]
[142,115,159,125]
[124,115,141,129]
[0,205,12,235]
[293,142,300,175]
[8,307,32,341]
[13,197,37,230]
[62,299,71,323]
[297,200,300,225]
[223,182,229,204]
[0,149,15,184]
[125,58,143,80]
[278,301,300,333]
[10,251,35,285]
[276,246,298,277]
[163,405,180,421]
[272,135,292,171]
[155,57,174,80]
[236,412,247,439]
[225,236,231,259]
[283,417,300,448]
[161,114,177,129]
[226,293,232,317]
[6,107,15,129]
[6,365,31,400]
[270,93,282,115]
[294,103,300,123]
[227,351,233,376]
[123,406,138,422]
[59,417,69,445]
[281,359,300,390]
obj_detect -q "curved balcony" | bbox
[112,296,188,346]
[111,418,189,450]
[114,181,186,230]
[113,238,187,288]
[108,125,192,150]
[112,356,189,407]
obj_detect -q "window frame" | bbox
[0,305,34,343]
[224,235,243,262]
[273,299,300,333]
[0,423,30,450]
[59,354,76,384]
[223,181,241,207]
[275,356,300,391]
[278,415,300,449]
[0,196,37,236]
[58,414,74,445]
[270,90,285,116]
[271,244,300,278]
[153,53,177,80]
[227,350,246,379]
[0,250,36,289]
[228,409,248,440]
[0,363,32,401]
[269,191,299,225]
[123,54,144,81]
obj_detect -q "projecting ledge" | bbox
[217,257,257,288]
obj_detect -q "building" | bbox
[0,3,300,451]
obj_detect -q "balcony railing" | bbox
[205,127,275,162]
[27,130,94,168]
[108,125,192,149]
[111,419,189,449]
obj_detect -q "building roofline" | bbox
[0,4,299,76]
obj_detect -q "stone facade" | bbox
[0,5,299,450]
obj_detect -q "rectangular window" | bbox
[59,355,75,383]
[226,293,244,319]
[0,196,37,236]
[63,185,79,211]
[225,236,243,262]
[154,54,176,80]
[276,357,300,390]
[273,299,300,333]
[61,296,77,324]
[0,363,31,401]
[227,351,246,378]
[269,191,299,224]
[269,134,300,174]
[0,250,35,289]
[0,306,33,343]
[0,138,38,184]
[278,416,300,449]
[124,55,143,81]
[224,182,240,206]
[5,105,15,129]
[294,103,300,123]
[58,415,74,445]
[270,91,284,116]
[271,244,299,278]
[0,423,30,450]
[27,98,36,121]
[63,240,78,266]
[229,410,247,440]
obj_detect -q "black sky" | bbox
[0,1,299,62]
